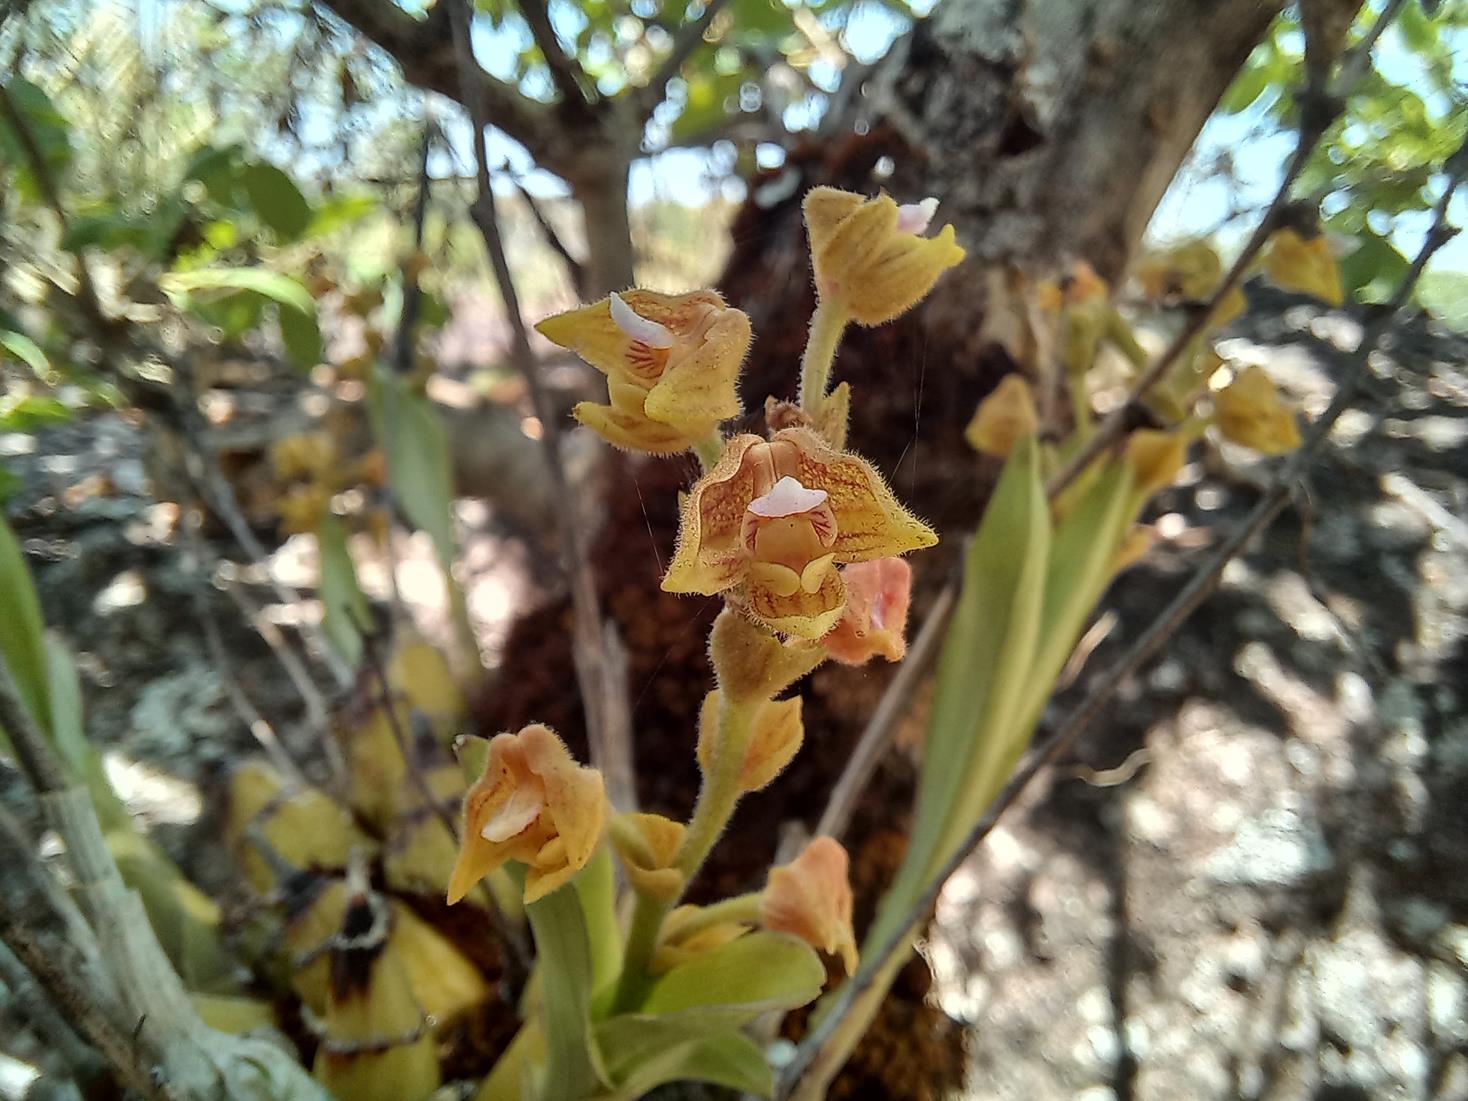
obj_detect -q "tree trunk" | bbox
[570,155,637,296]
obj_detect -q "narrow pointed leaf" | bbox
[641,931,825,1029]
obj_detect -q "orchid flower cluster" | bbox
[432,188,962,1099]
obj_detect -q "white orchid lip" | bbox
[896,197,939,236]
[747,476,830,519]
[481,786,544,843]
[610,292,677,349]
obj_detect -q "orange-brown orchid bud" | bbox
[965,376,1040,459]
[277,484,332,535]
[664,428,936,639]
[760,837,858,975]
[707,607,826,704]
[803,188,965,326]
[610,812,686,901]
[536,289,751,453]
[1125,429,1188,497]
[1214,366,1301,455]
[696,689,804,793]
[822,557,912,666]
[271,431,338,483]
[446,724,606,905]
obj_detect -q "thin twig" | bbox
[1045,0,1408,501]
[640,0,733,117]
[392,115,436,377]
[815,578,957,842]
[517,0,593,109]
[183,513,311,786]
[447,0,636,813]
[777,153,1462,1101]
[506,164,587,296]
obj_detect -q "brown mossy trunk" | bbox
[478,3,1281,1096]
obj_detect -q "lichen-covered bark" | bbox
[888,0,1284,279]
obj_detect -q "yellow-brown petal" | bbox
[965,375,1040,459]
[696,689,805,793]
[1125,429,1188,497]
[741,558,846,640]
[843,224,967,327]
[802,187,867,260]
[761,837,857,975]
[662,434,770,595]
[643,307,751,433]
[519,725,607,903]
[775,428,938,562]
[1215,366,1301,455]
[811,193,900,300]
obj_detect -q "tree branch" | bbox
[313,0,573,175]
[639,0,733,119]
[517,0,594,110]
[447,0,637,812]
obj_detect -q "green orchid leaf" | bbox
[316,513,368,667]
[640,931,825,1028]
[525,882,606,1098]
[0,516,52,746]
[1,330,51,378]
[595,1016,773,1099]
[241,161,313,242]
[867,433,1051,953]
[159,267,314,314]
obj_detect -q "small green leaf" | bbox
[277,303,323,371]
[159,267,315,314]
[0,516,52,739]
[316,513,368,667]
[306,193,378,237]
[373,373,458,567]
[1,330,50,378]
[641,931,825,1028]
[242,161,313,241]
[525,882,606,1097]
[595,1017,773,1099]
[0,78,71,202]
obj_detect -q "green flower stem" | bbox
[674,694,758,882]
[609,695,760,1013]
[693,430,725,473]
[798,300,850,421]
[1068,371,1093,439]
[609,891,670,1013]
[666,891,762,942]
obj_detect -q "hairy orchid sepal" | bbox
[662,428,936,639]
[536,289,751,453]
[802,187,965,326]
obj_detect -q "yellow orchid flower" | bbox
[662,428,937,639]
[803,187,965,326]
[822,557,912,666]
[696,689,804,793]
[1126,429,1189,497]
[760,837,858,974]
[965,375,1040,458]
[446,724,606,905]
[1262,228,1343,306]
[1214,366,1302,454]
[536,289,751,453]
